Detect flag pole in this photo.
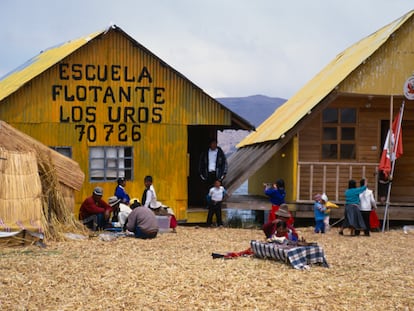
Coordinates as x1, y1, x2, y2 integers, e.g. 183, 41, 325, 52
382, 101, 405, 232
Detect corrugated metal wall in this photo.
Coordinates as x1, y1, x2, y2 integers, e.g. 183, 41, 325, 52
0, 28, 234, 220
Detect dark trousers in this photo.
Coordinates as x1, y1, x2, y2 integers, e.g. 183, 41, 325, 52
207, 171, 217, 187
207, 201, 223, 226
134, 227, 158, 239
314, 219, 325, 233
356, 211, 371, 236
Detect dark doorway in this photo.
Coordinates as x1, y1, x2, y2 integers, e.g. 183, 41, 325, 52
187, 126, 218, 207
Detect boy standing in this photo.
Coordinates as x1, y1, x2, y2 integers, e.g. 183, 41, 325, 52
206, 179, 226, 227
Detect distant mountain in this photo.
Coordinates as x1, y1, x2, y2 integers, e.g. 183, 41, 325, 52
216, 95, 286, 157
216, 94, 286, 128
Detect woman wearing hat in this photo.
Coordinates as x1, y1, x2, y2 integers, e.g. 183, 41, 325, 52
262, 204, 297, 240
108, 196, 132, 229
149, 201, 178, 233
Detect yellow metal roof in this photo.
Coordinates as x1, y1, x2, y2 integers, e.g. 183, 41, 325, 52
0, 30, 103, 102
0, 26, 253, 130
238, 10, 414, 148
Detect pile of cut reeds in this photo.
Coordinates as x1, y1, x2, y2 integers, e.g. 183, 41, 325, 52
0, 148, 44, 234
36, 150, 89, 241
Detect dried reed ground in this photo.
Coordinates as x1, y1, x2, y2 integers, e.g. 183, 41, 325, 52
0, 226, 413, 311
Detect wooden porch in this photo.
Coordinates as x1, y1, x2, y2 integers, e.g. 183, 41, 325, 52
296, 161, 380, 202
186, 194, 414, 224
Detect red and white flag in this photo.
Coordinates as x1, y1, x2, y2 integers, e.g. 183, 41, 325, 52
379, 112, 403, 178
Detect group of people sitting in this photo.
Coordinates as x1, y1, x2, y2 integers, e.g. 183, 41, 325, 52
78, 176, 177, 239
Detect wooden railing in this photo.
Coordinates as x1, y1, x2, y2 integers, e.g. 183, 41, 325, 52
296, 161, 379, 203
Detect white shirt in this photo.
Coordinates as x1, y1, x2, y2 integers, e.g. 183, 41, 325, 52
144, 185, 157, 208
208, 148, 218, 172
209, 186, 225, 202
118, 203, 132, 227
359, 189, 377, 211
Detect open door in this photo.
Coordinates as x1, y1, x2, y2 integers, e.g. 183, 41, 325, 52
187, 126, 218, 207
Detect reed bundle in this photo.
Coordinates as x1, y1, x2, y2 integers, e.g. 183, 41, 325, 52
0, 149, 44, 233
0, 121, 88, 242
36, 150, 89, 241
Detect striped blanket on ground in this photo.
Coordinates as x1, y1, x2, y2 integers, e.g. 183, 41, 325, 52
250, 240, 329, 270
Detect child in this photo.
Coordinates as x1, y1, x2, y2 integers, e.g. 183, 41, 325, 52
206, 179, 226, 227
314, 193, 327, 233
267, 220, 289, 243
324, 198, 339, 232
142, 175, 157, 208
321, 194, 329, 232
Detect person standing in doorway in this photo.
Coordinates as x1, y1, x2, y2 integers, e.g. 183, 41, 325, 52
199, 139, 228, 188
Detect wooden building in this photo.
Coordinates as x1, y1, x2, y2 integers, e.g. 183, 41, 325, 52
226, 10, 414, 219
0, 25, 252, 221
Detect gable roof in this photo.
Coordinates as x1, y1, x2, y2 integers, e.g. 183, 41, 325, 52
0, 25, 253, 130
238, 10, 414, 148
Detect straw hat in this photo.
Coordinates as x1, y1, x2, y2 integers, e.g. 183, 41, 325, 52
149, 201, 163, 209
275, 204, 291, 218
108, 196, 121, 207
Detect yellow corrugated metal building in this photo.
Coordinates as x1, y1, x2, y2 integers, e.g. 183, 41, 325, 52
0, 25, 252, 221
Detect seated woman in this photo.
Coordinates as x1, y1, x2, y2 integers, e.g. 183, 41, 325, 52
149, 201, 178, 233
262, 204, 297, 240
267, 220, 298, 244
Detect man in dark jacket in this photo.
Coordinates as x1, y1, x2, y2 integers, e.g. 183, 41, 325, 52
198, 139, 228, 188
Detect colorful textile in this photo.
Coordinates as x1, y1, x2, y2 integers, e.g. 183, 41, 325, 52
370, 209, 380, 229
250, 240, 329, 270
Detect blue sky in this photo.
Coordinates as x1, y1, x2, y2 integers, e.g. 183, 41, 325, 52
1, 0, 413, 98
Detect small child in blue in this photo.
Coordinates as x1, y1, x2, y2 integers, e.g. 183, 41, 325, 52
314, 193, 327, 233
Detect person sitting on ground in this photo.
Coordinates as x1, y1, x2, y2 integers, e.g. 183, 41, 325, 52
108, 196, 132, 230
79, 187, 113, 231
114, 177, 131, 205
149, 201, 178, 233
266, 220, 297, 244
262, 204, 298, 240
125, 199, 159, 239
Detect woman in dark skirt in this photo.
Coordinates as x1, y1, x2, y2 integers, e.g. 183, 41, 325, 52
339, 179, 367, 236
